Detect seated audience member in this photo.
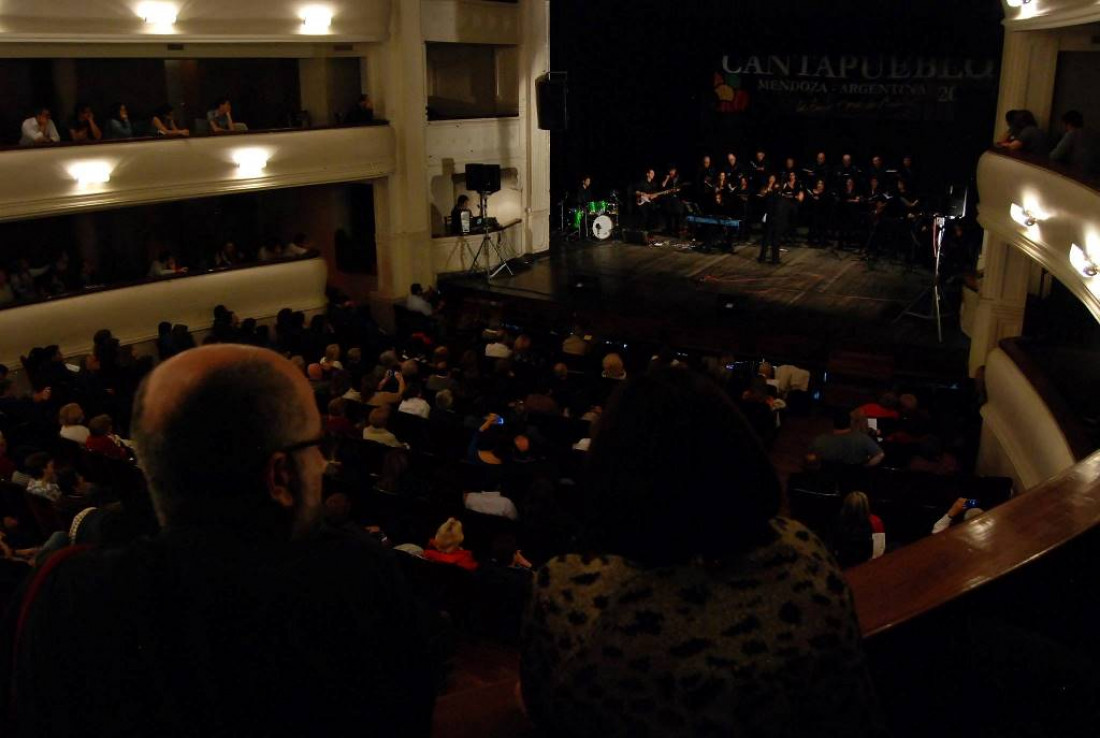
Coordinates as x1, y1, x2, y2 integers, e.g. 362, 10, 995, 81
406, 283, 434, 317
808, 408, 885, 467
521, 368, 881, 736
907, 437, 960, 476
425, 361, 455, 394
257, 236, 286, 261
858, 392, 901, 420
463, 488, 518, 521
1049, 110, 1100, 177
398, 383, 430, 419
319, 344, 343, 373
24, 452, 61, 502
422, 518, 478, 571
832, 491, 885, 568
20, 106, 61, 145
59, 402, 91, 444
431, 389, 462, 426
1, 344, 434, 735
932, 497, 985, 534
996, 109, 1049, 156
485, 332, 513, 359
345, 94, 375, 125
366, 367, 406, 407
0, 432, 15, 481
600, 352, 626, 380
213, 240, 244, 268
0, 269, 14, 305
561, 323, 591, 356
324, 398, 357, 439
286, 233, 311, 257
363, 407, 405, 448
207, 96, 246, 133
69, 103, 103, 142
524, 381, 560, 416
471, 414, 508, 466
151, 103, 189, 137
84, 414, 129, 460
148, 249, 187, 277
106, 103, 133, 139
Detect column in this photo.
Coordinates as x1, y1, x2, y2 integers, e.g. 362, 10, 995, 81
992, 30, 1060, 138
519, 0, 551, 255
968, 233, 1031, 376
370, 0, 433, 301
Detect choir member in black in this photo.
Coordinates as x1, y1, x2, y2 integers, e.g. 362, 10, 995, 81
751, 150, 770, 188
779, 171, 804, 245
758, 174, 783, 264
696, 155, 716, 200
724, 152, 743, 180
731, 175, 753, 240
806, 178, 831, 247
450, 194, 472, 235
837, 177, 866, 250
634, 168, 663, 231
897, 155, 917, 190
782, 157, 799, 183
894, 178, 927, 261
862, 176, 895, 261
835, 154, 861, 188
662, 165, 685, 235
867, 155, 889, 190
709, 172, 731, 214
805, 152, 830, 190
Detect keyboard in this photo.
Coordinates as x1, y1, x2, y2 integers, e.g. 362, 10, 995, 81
685, 214, 742, 229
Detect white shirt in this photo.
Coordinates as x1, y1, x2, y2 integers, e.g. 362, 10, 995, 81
406, 293, 433, 317
485, 342, 513, 359
398, 397, 431, 419
464, 491, 518, 520
27, 479, 61, 502
363, 426, 405, 448
60, 425, 91, 445
20, 117, 60, 145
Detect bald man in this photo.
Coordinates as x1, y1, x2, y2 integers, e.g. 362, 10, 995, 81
2, 346, 434, 737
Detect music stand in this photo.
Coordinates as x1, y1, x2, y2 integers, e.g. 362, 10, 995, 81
466, 190, 515, 280
894, 213, 955, 343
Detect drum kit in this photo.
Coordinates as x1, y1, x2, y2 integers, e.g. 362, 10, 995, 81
562, 193, 621, 241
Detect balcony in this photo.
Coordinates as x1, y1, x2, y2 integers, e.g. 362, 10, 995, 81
0, 124, 395, 222
421, 0, 520, 44
976, 149, 1100, 324
0, 1, 392, 42
1000, 0, 1100, 29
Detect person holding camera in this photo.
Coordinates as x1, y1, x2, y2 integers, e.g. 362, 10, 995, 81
932, 497, 984, 534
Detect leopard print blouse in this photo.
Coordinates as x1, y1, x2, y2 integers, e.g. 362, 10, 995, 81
521, 517, 884, 737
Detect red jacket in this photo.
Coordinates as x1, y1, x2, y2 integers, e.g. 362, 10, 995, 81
423, 543, 478, 571
85, 435, 128, 461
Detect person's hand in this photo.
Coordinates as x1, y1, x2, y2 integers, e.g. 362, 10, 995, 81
947, 497, 969, 518
33, 387, 52, 402
512, 550, 533, 569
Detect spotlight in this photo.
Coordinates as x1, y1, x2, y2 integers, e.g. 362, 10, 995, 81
233, 149, 269, 178
1010, 202, 1048, 228
136, 2, 178, 27
68, 161, 112, 187
300, 6, 333, 33
1070, 244, 1098, 278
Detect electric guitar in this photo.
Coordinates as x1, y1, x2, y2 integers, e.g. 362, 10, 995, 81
636, 184, 688, 206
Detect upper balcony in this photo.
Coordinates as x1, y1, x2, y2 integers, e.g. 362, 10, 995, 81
0, 124, 395, 222
976, 149, 1100, 324
0, 1, 392, 43
422, 0, 520, 45
1000, 0, 1100, 30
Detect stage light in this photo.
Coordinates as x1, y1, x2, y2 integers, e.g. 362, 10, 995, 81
68, 161, 112, 187
1070, 243, 1098, 279
1005, 0, 1033, 6
136, 2, 178, 27
299, 6, 333, 33
1010, 202, 1048, 228
233, 148, 269, 178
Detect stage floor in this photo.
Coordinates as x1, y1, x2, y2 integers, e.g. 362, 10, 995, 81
442, 236, 970, 370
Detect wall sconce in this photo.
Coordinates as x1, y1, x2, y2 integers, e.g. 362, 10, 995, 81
1010, 202, 1048, 228
1070, 243, 1098, 278
233, 149, 269, 178
136, 2, 178, 27
68, 161, 113, 187
300, 6, 333, 33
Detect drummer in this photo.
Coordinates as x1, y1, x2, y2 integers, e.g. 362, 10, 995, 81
577, 175, 594, 209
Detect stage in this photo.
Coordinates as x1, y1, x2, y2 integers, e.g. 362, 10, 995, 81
440, 236, 971, 376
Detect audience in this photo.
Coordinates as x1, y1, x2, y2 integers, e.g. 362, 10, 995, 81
345, 93, 375, 125
19, 106, 60, 146
463, 488, 519, 520
1049, 109, 1100, 178
363, 407, 405, 448
23, 452, 61, 502
932, 496, 985, 534
207, 96, 246, 133
398, 383, 431, 419
832, 490, 886, 568
521, 368, 881, 735
808, 408, 885, 467
58, 402, 91, 444
84, 414, 129, 460
151, 103, 190, 137
423, 517, 478, 571
106, 102, 133, 139
68, 103, 103, 142
996, 109, 1049, 156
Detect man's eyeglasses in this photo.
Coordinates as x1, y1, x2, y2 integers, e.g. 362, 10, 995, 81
278, 437, 325, 455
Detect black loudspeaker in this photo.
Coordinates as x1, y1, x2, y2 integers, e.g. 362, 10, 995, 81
466, 163, 501, 194
536, 72, 568, 131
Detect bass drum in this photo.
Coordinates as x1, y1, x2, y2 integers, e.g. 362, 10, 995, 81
591, 214, 614, 240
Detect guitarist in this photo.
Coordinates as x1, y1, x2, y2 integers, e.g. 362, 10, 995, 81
634, 168, 663, 231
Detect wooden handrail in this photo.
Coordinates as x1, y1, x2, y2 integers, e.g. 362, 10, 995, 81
848, 449, 1100, 638
987, 147, 1100, 195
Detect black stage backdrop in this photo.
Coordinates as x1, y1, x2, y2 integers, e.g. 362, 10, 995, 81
549, 0, 1004, 205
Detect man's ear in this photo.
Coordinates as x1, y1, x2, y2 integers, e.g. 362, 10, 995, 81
265, 452, 295, 509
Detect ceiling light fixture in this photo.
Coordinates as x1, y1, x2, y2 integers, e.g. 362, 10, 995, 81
300, 6, 333, 33
136, 2, 178, 27
1070, 243, 1098, 278
1010, 202, 1048, 228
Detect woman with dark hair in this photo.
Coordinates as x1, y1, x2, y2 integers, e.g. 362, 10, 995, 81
69, 103, 102, 142
832, 491, 886, 568
521, 368, 881, 737
151, 103, 190, 137
106, 103, 133, 139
